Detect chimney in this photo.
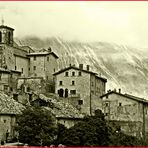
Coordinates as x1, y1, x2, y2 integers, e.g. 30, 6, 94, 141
48, 47, 52, 52
119, 88, 121, 94
86, 65, 90, 71
79, 64, 83, 70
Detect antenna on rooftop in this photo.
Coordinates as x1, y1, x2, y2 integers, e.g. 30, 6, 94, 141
1, 16, 4, 25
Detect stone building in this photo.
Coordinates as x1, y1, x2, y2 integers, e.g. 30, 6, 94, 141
101, 89, 148, 140
0, 93, 24, 143
54, 64, 107, 115
0, 23, 58, 93
27, 48, 58, 81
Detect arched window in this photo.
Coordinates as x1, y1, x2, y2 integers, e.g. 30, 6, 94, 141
8, 32, 11, 44
0, 31, 2, 42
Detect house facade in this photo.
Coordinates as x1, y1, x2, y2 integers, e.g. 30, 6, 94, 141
101, 90, 148, 139
54, 64, 107, 115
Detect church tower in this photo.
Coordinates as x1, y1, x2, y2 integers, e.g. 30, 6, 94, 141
0, 19, 14, 46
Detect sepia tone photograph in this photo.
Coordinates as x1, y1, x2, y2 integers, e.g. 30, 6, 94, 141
0, 1, 148, 146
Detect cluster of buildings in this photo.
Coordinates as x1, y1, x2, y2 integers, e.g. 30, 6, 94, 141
0, 23, 148, 143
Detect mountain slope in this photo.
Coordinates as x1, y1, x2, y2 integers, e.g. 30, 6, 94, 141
15, 36, 148, 98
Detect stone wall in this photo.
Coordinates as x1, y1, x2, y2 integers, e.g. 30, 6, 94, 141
102, 93, 144, 137
0, 115, 16, 142
15, 56, 29, 77
57, 117, 82, 129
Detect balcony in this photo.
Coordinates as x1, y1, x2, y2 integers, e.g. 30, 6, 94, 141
69, 93, 80, 98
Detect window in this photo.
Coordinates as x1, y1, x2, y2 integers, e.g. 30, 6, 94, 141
10, 87, 13, 91
72, 81, 75, 85
70, 90, 76, 95
4, 85, 8, 91
119, 103, 122, 106
78, 100, 83, 105
65, 72, 68, 77
15, 66, 17, 70
0, 73, 2, 81
27, 87, 30, 92
78, 71, 82, 76
8, 32, 11, 44
3, 120, 6, 123
105, 113, 108, 116
28, 67, 30, 71
46, 76, 48, 80
47, 57, 49, 61
106, 95, 108, 99
22, 68, 23, 73
54, 68, 55, 72
0, 31, 2, 42
34, 56, 36, 61
59, 81, 63, 85
72, 71, 75, 76
34, 73, 37, 76
105, 102, 109, 107
33, 66, 36, 71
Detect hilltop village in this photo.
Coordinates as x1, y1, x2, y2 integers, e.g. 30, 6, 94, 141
0, 23, 148, 143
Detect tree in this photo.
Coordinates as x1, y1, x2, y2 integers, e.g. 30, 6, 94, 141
16, 106, 57, 146
57, 110, 144, 146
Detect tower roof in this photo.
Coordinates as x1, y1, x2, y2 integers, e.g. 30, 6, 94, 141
0, 25, 14, 31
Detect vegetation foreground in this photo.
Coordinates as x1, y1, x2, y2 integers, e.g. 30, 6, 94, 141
16, 107, 145, 146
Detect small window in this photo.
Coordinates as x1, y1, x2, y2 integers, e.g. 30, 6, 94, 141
78, 71, 82, 76
78, 100, 83, 105
106, 95, 108, 99
59, 81, 63, 85
72, 71, 75, 76
70, 90, 76, 95
22, 68, 23, 73
34, 56, 36, 61
72, 81, 75, 85
33, 66, 36, 71
65, 72, 68, 77
105, 113, 108, 116
0, 31, 2, 42
27, 87, 30, 92
105, 102, 109, 107
3, 120, 6, 123
15, 66, 17, 70
10, 87, 13, 91
47, 57, 49, 61
119, 103, 122, 106
4, 85, 8, 91
0, 73, 2, 81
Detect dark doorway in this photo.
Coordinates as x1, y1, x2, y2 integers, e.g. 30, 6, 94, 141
0, 32, 2, 42
59, 88, 64, 97
8, 32, 11, 44
65, 88, 68, 98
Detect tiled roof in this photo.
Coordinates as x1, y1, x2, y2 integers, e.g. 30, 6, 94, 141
0, 68, 10, 73
0, 93, 25, 115
0, 25, 14, 31
27, 52, 58, 59
53, 66, 97, 75
38, 94, 84, 119
53, 66, 107, 82
101, 91, 148, 104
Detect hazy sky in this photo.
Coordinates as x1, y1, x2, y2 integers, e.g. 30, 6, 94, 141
0, 1, 148, 48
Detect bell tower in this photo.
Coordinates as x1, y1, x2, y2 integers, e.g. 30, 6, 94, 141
0, 18, 14, 46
